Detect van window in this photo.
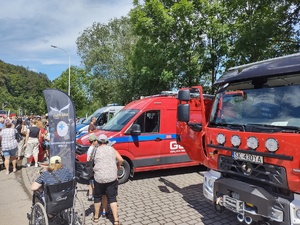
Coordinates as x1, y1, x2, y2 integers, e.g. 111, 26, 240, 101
96, 112, 108, 126
102, 109, 139, 131
134, 110, 160, 133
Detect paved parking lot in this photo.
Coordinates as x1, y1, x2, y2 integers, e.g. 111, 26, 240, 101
76, 166, 241, 225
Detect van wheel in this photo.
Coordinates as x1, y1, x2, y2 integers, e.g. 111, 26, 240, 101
118, 159, 130, 184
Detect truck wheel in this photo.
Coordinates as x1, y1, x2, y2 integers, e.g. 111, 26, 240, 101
118, 159, 130, 184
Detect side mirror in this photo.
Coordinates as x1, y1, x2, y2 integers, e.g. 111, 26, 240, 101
131, 124, 141, 136
177, 90, 190, 101
177, 104, 190, 122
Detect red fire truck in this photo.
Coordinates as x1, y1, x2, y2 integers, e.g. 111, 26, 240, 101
76, 92, 214, 184
177, 53, 300, 225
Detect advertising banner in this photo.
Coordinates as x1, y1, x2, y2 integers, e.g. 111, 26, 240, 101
43, 89, 76, 175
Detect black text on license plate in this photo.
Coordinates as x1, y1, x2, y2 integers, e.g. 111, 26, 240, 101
232, 152, 263, 164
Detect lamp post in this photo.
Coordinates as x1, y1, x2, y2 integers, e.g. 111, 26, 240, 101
51, 45, 71, 96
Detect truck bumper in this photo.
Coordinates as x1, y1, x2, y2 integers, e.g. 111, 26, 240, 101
203, 169, 300, 224
203, 170, 221, 202
213, 177, 300, 224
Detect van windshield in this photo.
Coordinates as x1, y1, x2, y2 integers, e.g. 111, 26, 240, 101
210, 84, 300, 130
82, 108, 107, 125
101, 109, 139, 131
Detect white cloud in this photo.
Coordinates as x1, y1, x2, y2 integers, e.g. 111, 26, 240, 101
0, 0, 133, 80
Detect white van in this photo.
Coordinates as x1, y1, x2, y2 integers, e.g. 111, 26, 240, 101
76, 104, 123, 139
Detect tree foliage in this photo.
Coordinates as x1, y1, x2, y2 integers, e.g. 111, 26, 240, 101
130, 0, 300, 94
76, 17, 137, 106
51, 66, 91, 116
0, 60, 51, 115
225, 0, 300, 67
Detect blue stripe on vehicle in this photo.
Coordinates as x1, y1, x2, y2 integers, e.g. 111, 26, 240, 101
109, 134, 176, 143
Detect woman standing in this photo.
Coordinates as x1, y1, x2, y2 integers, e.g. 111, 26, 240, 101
92, 134, 123, 225
24, 119, 41, 167
15, 118, 26, 160
0, 119, 18, 174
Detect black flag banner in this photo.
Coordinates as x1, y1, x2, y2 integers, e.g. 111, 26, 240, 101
43, 89, 76, 175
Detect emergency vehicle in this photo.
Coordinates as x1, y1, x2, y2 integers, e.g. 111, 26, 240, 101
76, 104, 123, 139
76, 92, 214, 184
177, 53, 300, 225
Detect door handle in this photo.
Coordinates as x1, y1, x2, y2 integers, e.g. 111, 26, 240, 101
155, 137, 162, 142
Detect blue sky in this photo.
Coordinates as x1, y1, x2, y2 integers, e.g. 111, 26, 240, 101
0, 0, 133, 81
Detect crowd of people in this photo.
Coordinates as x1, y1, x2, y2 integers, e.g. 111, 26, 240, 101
0, 114, 49, 174
0, 113, 123, 224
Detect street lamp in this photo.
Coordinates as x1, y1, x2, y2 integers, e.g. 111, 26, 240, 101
51, 45, 71, 96
2, 101, 7, 110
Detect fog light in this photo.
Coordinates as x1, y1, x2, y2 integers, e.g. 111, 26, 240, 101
296, 209, 300, 219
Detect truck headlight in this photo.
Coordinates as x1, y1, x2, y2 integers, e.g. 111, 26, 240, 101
231, 135, 241, 147
217, 133, 226, 145
265, 138, 279, 152
247, 136, 258, 150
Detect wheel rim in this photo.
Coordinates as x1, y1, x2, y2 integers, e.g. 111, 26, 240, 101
31, 202, 48, 225
118, 166, 125, 179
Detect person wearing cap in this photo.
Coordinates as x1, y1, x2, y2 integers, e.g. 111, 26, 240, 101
92, 134, 123, 224
87, 134, 109, 216
31, 155, 73, 191
86, 134, 98, 201
0, 119, 18, 175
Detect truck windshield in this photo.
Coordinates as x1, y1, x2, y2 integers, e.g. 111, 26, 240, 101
210, 84, 300, 130
101, 109, 139, 131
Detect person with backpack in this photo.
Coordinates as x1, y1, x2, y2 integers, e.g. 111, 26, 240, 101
15, 118, 26, 160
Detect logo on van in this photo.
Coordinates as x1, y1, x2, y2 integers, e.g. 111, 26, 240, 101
170, 141, 185, 153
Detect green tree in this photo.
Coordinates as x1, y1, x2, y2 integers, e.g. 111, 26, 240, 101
130, 0, 300, 93
76, 17, 137, 105
51, 66, 90, 116
224, 0, 300, 67
130, 0, 230, 94
0, 60, 51, 115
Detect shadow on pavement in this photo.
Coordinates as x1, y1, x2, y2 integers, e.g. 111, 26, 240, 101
157, 175, 240, 225
130, 165, 206, 182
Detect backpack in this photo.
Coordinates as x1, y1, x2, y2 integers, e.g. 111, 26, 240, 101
15, 126, 23, 142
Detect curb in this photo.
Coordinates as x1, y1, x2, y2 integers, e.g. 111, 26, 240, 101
21, 158, 48, 198
21, 157, 33, 198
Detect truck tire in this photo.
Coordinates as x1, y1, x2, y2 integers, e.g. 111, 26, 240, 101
118, 159, 130, 184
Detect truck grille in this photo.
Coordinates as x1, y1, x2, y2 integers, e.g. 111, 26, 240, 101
218, 155, 288, 189
76, 144, 89, 155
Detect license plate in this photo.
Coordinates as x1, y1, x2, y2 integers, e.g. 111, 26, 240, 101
232, 152, 263, 164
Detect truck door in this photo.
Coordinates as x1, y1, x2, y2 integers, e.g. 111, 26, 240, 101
129, 110, 162, 168
177, 86, 211, 166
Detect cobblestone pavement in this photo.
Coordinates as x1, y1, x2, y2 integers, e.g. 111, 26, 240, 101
23, 163, 241, 225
